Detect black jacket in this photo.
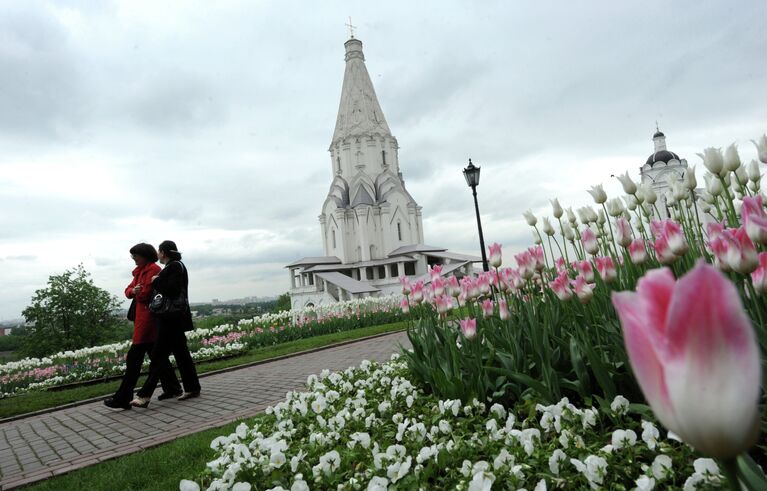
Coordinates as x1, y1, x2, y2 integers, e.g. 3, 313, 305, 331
152, 260, 193, 331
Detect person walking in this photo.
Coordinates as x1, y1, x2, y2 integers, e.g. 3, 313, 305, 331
104, 243, 181, 410
131, 240, 201, 407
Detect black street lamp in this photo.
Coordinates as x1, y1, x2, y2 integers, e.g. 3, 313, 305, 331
463, 159, 489, 272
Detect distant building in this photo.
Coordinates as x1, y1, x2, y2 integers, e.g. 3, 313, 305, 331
639, 127, 697, 218
286, 36, 480, 309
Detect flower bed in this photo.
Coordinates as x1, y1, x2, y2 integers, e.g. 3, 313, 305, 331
181, 356, 721, 490
0, 296, 403, 398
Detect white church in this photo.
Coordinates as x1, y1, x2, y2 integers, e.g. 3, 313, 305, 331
286, 36, 481, 309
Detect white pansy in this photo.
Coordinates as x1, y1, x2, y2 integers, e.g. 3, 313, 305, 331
366, 476, 389, 491
548, 449, 567, 475
179, 480, 201, 491
651, 455, 672, 480
634, 475, 655, 491
534, 479, 547, 491
641, 421, 659, 450
611, 429, 637, 449
610, 395, 630, 415
468, 470, 495, 491
386, 456, 412, 483
692, 458, 719, 476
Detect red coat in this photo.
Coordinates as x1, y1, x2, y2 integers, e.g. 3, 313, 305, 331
125, 262, 162, 344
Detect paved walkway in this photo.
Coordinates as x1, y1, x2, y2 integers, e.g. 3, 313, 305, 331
0, 331, 410, 490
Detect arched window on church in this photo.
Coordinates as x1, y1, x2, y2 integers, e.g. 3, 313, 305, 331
381, 150, 386, 167
332, 229, 336, 249
397, 222, 402, 241
336, 157, 341, 174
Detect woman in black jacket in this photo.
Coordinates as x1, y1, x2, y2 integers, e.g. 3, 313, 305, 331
131, 240, 201, 407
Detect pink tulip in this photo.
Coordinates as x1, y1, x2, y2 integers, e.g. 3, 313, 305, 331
488, 242, 503, 268
707, 222, 725, 241
581, 227, 599, 255
612, 262, 761, 458
529, 246, 545, 271
741, 196, 767, 245
571, 276, 594, 304
652, 235, 677, 265
447, 276, 461, 297
595, 256, 617, 283
459, 318, 477, 340
432, 276, 446, 297
481, 299, 494, 318
555, 257, 566, 273
615, 217, 633, 248
575, 259, 594, 282
399, 297, 410, 314
515, 251, 535, 279
550, 271, 573, 301
628, 238, 648, 265
723, 227, 759, 274
410, 280, 425, 303
477, 273, 492, 295
429, 264, 443, 282
751, 252, 767, 294
498, 298, 509, 320
663, 220, 689, 256
435, 295, 453, 316
708, 236, 731, 272
399, 276, 411, 295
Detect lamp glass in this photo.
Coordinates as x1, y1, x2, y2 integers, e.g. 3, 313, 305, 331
463, 163, 480, 188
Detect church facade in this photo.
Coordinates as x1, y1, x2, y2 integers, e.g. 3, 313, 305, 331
287, 37, 480, 309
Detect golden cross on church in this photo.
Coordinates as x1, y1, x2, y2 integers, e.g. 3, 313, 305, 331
345, 17, 357, 38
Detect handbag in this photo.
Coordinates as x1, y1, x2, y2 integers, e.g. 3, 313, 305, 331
149, 262, 190, 318
127, 299, 136, 321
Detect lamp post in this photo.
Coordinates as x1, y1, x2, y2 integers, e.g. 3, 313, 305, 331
463, 159, 489, 272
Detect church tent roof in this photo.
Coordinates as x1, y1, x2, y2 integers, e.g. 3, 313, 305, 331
388, 244, 447, 256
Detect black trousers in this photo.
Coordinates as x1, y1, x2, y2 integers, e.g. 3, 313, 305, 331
112, 343, 181, 403
137, 320, 200, 397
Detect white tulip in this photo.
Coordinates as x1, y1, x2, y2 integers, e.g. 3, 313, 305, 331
723, 143, 741, 172
566, 207, 577, 224
542, 217, 555, 236
684, 166, 697, 190
532, 229, 542, 245
704, 174, 723, 196
752, 134, 767, 164
640, 183, 657, 204
735, 165, 748, 186
606, 198, 624, 217
550, 198, 563, 219
697, 147, 724, 175
523, 210, 537, 226
562, 223, 575, 241
597, 209, 606, 225
616, 172, 637, 195
747, 159, 761, 182
588, 184, 608, 204
623, 195, 637, 211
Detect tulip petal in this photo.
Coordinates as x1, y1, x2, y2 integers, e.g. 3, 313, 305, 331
664, 261, 761, 457
635, 268, 676, 340
612, 289, 676, 430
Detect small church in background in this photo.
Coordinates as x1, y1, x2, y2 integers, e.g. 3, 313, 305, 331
286, 35, 481, 309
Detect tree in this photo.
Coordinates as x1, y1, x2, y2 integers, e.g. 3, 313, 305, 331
21, 265, 122, 357
273, 292, 291, 313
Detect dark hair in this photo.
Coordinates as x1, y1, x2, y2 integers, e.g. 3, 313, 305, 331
158, 240, 182, 261
129, 243, 159, 262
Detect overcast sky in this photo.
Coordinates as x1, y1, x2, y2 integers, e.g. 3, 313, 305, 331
1, 0, 765, 320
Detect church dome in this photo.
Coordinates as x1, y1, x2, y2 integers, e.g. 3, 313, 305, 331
646, 149, 680, 166
653, 130, 665, 138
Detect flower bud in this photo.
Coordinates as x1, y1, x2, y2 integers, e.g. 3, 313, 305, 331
542, 217, 555, 236
735, 165, 748, 186
523, 210, 537, 226
723, 143, 741, 172
550, 198, 563, 219
606, 198, 625, 217
597, 210, 606, 226
684, 166, 697, 190
640, 183, 657, 205
751, 134, 767, 164
566, 207, 577, 225
704, 174, 723, 197
747, 159, 761, 183
623, 195, 637, 211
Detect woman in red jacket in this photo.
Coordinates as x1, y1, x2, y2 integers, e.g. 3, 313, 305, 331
104, 243, 181, 409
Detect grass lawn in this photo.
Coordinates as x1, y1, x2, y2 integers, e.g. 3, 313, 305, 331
21, 418, 251, 491
1, 321, 406, 420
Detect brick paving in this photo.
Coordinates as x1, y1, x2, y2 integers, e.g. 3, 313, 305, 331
0, 331, 409, 490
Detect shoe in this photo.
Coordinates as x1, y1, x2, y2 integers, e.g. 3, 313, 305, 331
103, 397, 131, 410
177, 391, 200, 401
130, 396, 151, 408
157, 390, 183, 401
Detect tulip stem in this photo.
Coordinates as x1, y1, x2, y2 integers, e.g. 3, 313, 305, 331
721, 458, 742, 491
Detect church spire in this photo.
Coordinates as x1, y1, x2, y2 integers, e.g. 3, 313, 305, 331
330, 37, 392, 146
